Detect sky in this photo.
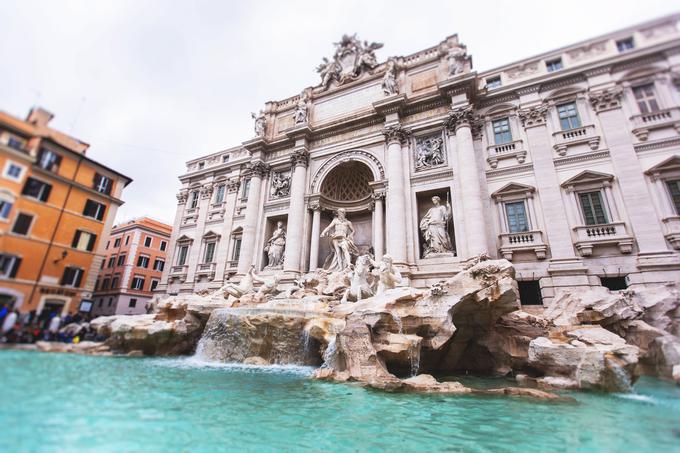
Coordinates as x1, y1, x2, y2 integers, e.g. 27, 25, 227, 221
1, 0, 677, 225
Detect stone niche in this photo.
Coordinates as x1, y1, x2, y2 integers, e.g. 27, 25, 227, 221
317, 210, 373, 268
261, 214, 288, 271
416, 188, 456, 259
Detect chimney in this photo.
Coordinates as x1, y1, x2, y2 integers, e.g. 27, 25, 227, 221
26, 107, 54, 127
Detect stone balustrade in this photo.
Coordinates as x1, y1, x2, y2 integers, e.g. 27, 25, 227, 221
195, 262, 216, 280
630, 107, 680, 141
662, 216, 680, 249
552, 124, 600, 156
573, 221, 634, 256
486, 140, 527, 168
498, 230, 548, 260
169, 265, 189, 282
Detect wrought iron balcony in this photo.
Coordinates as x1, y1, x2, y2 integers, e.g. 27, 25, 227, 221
499, 230, 548, 261
630, 107, 680, 141
552, 124, 600, 156
573, 221, 634, 256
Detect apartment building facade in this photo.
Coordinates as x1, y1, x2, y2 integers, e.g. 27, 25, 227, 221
159, 15, 680, 306
0, 107, 132, 317
91, 217, 171, 316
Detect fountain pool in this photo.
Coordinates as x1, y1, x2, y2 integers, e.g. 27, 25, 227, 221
1, 350, 679, 452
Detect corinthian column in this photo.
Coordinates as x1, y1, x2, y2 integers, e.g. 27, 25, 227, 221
446, 106, 488, 257
383, 125, 410, 263
283, 149, 310, 274
237, 161, 269, 274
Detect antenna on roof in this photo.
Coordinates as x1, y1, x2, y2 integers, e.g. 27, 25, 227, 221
69, 97, 86, 134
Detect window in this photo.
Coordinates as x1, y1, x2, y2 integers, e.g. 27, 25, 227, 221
198, 162, 205, 170
72, 230, 97, 252
150, 279, 159, 291
83, 199, 106, 221
98, 299, 103, 308
232, 238, 242, 261
214, 184, 226, 204
486, 76, 501, 89
12, 213, 33, 236
667, 180, 680, 214
153, 258, 165, 272
114, 238, 121, 248
108, 298, 113, 307
546, 58, 563, 72
100, 260, 105, 270
505, 202, 529, 233
129, 298, 137, 308
107, 257, 115, 268
144, 236, 152, 247
131, 276, 145, 290
189, 191, 199, 209
61, 267, 84, 287
137, 255, 150, 268
106, 241, 110, 250
492, 118, 512, 144
204, 242, 216, 263
117, 254, 126, 266
22, 177, 52, 202
101, 278, 110, 290
0, 200, 13, 220
111, 276, 119, 289
241, 179, 251, 199
37, 148, 62, 172
616, 37, 634, 52
3, 161, 24, 181
632, 84, 660, 114
222, 155, 230, 163
600, 276, 628, 291
557, 102, 581, 130
125, 235, 130, 245
0, 254, 21, 278
160, 240, 167, 251
579, 191, 608, 225
518, 281, 543, 305
7, 136, 24, 151
93, 173, 112, 195
177, 245, 189, 266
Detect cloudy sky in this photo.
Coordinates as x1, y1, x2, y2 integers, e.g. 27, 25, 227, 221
1, 1, 677, 224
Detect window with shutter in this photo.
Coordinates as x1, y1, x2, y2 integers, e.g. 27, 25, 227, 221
0, 254, 21, 278
83, 200, 106, 221
579, 191, 608, 225
12, 213, 33, 236
204, 242, 216, 263
177, 246, 189, 266
557, 102, 581, 130
22, 178, 52, 202
666, 180, 680, 215
633, 84, 660, 114
492, 118, 512, 144
505, 202, 529, 233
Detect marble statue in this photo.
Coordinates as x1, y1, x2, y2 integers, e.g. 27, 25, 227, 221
264, 221, 286, 269
317, 57, 342, 89
382, 59, 398, 96
294, 92, 309, 124
317, 34, 384, 89
270, 172, 290, 198
374, 254, 402, 295
251, 110, 265, 137
216, 265, 257, 299
256, 274, 280, 297
420, 196, 453, 257
341, 254, 375, 303
415, 136, 445, 169
320, 208, 359, 272
446, 45, 468, 77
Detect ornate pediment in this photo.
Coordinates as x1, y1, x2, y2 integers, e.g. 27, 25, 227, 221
561, 170, 614, 189
176, 234, 194, 245
645, 155, 680, 177
316, 34, 383, 90
202, 230, 220, 240
491, 182, 536, 200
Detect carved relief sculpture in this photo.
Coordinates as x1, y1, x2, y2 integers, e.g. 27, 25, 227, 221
270, 171, 291, 198
320, 208, 359, 272
446, 45, 469, 77
251, 110, 266, 137
414, 135, 445, 169
316, 34, 383, 90
264, 221, 286, 270
294, 91, 310, 124
420, 196, 453, 257
382, 58, 399, 96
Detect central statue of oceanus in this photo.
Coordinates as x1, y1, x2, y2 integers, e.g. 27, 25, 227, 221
320, 208, 359, 272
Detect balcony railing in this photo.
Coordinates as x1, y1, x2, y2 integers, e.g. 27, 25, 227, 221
195, 262, 217, 280
552, 124, 600, 156
662, 216, 680, 250
169, 265, 188, 282
573, 221, 634, 256
630, 107, 680, 141
486, 140, 527, 168
499, 230, 548, 260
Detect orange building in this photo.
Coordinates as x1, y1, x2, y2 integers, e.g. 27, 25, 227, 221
0, 107, 132, 318
91, 217, 171, 316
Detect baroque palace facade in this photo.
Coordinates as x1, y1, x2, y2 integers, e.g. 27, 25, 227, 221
160, 14, 680, 305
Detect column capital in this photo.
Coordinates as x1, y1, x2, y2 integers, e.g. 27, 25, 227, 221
518, 104, 549, 128
382, 124, 411, 145
200, 183, 214, 199
290, 148, 310, 168
445, 105, 474, 133
588, 87, 623, 113
226, 178, 240, 193
245, 160, 270, 178
176, 190, 188, 204
372, 191, 386, 201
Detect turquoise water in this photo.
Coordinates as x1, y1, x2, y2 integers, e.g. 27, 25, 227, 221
1, 351, 680, 452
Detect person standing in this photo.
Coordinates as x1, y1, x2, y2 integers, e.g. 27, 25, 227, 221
48, 314, 61, 341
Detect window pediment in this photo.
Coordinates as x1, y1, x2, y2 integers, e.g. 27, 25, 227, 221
491, 182, 536, 201
202, 230, 220, 241
176, 234, 194, 245
645, 155, 680, 179
562, 170, 614, 190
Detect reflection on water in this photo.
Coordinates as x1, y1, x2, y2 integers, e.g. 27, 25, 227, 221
1, 351, 679, 452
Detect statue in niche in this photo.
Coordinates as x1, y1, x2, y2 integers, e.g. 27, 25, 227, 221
420, 196, 453, 257
264, 221, 286, 269
446, 45, 468, 77
415, 136, 444, 169
251, 110, 266, 137
382, 58, 398, 96
340, 254, 375, 303
320, 208, 359, 272
294, 92, 309, 124
374, 254, 403, 295
270, 172, 290, 198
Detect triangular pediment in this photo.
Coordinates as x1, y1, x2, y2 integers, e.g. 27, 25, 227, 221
645, 155, 680, 175
491, 182, 535, 199
176, 234, 194, 244
561, 170, 614, 187
203, 230, 220, 240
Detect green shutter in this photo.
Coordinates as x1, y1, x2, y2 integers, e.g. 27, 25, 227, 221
667, 181, 680, 215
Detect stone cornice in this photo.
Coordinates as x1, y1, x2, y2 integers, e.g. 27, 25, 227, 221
372, 93, 408, 116
553, 149, 611, 167
635, 136, 680, 153
485, 163, 534, 179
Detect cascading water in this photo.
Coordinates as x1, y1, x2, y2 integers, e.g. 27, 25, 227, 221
409, 343, 420, 377
321, 337, 337, 369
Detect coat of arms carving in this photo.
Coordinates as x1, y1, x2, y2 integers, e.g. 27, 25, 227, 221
316, 34, 383, 90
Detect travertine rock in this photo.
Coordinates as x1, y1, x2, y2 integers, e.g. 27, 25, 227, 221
544, 287, 642, 328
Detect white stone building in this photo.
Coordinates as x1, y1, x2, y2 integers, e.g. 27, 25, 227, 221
159, 14, 680, 305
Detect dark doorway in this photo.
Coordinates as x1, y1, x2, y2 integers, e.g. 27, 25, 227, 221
518, 280, 542, 305
600, 276, 628, 291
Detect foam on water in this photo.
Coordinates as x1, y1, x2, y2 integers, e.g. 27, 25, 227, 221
155, 356, 316, 376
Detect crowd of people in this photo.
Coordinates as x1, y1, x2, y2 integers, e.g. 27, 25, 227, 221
0, 306, 104, 344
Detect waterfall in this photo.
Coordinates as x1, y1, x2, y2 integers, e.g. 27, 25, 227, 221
321, 337, 337, 368
301, 330, 312, 361
390, 311, 403, 334
409, 343, 420, 377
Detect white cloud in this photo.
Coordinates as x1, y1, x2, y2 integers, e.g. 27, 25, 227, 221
0, 0, 676, 224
